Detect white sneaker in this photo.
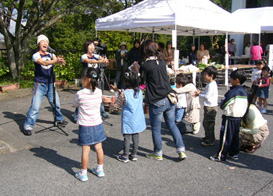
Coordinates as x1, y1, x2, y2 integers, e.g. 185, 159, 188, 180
192, 122, 200, 134
261, 108, 267, 114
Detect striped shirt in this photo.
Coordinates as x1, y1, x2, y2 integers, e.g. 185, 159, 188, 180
73, 88, 102, 126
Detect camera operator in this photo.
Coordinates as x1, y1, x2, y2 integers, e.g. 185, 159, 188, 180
94, 37, 108, 91
93, 38, 110, 120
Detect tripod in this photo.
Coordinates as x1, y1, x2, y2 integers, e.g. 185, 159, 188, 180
99, 66, 113, 126
36, 65, 69, 136
99, 66, 111, 91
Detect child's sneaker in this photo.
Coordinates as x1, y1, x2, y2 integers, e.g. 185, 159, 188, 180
117, 155, 129, 163
201, 140, 215, 146
210, 155, 222, 162
129, 154, 138, 161
178, 152, 187, 161
228, 154, 238, 160
146, 152, 163, 160
91, 168, 105, 178
75, 171, 88, 182
200, 137, 206, 142
261, 108, 267, 114
192, 122, 200, 134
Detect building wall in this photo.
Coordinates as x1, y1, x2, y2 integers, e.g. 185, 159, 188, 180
231, 0, 273, 56
231, 0, 246, 56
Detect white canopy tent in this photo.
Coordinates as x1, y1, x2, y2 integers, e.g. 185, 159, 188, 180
231, 7, 273, 33
96, 0, 259, 36
96, 0, 260, 87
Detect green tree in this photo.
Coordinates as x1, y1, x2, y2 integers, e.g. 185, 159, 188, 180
0, 0, 117, 79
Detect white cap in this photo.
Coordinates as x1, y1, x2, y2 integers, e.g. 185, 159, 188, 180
37, 34, 49, 45
120, 42, 127, 47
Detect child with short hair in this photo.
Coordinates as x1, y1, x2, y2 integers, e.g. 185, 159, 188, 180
257, 66, 271, 114
110, 71, 146, 163
174, 76, 187, 124
73, 67, 106, 181
210, 69, 248, 162
174, 73, 201, 134
195, 66, 218, 146
251, 60, 264, 103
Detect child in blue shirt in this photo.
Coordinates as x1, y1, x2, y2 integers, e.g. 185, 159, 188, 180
110, 71, 146, 162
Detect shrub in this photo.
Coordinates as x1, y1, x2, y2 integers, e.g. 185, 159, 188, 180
0, 57, 9, 77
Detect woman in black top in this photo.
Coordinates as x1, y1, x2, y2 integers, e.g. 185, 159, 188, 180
188, 44, 198, 65
140, 40, 187, 161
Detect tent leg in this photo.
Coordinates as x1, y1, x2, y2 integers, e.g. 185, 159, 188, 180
225, 32, 229, 90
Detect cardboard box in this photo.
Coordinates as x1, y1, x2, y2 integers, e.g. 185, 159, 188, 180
108, 58, 115, 70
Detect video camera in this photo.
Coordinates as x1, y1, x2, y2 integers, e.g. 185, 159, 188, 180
95, 44, 107, 69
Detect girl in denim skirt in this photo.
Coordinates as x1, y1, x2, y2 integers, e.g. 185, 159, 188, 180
73, 67, 106, 181
257, 66, 270, 114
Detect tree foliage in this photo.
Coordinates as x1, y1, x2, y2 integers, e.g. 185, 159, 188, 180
0, 0, 231, 80
0, 0, 123, 79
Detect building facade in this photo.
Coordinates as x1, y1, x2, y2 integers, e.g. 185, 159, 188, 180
231, 0, 273, 56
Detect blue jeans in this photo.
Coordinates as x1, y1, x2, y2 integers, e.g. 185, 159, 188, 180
149, 97, 185, 156
175, 107, 185, 122
24, 82, 63, 130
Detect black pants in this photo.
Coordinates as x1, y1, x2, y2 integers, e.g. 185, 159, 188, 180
123, 133, 139, 156
216, 115, 241, 161
203, 106, 217, 143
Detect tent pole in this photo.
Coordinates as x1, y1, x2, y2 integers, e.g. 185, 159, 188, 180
174, 25, 177, 85
152, 27, 155, 41
225, 32, 229, 90
258, 32, 261, 59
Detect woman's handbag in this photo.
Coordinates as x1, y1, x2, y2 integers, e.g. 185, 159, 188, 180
167, 92, 178, 104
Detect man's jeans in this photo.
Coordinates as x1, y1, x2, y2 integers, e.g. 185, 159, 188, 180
24, 82, 63, 130
149, 97, 185, 156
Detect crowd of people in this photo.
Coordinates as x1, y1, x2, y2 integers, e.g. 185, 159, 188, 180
22, 35, 270, 182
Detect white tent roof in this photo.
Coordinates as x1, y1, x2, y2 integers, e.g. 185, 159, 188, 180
96, 0, 259, 36
231, 7, 273, 33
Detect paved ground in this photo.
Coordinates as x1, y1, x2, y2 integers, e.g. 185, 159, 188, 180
0, 82, 272, 196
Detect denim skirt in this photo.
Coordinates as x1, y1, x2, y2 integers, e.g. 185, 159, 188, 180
78, 123, 106, 146
257, 87, 269, 98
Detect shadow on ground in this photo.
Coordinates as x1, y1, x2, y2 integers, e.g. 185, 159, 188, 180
30, 146, 81, 176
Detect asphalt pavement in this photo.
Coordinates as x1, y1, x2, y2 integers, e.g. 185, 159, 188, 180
0, 82, 272, 196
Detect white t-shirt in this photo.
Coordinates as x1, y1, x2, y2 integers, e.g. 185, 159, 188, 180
199, 80, 218, 107
120, 50, 126, 66
81, 53, 101, 68
244, 46, 251, 58
251, 68, 262, 83
73, 88, 102, 126
176, 93, 187, 108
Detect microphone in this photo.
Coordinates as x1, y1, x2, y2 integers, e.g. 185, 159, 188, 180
48, 46, 56, 53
